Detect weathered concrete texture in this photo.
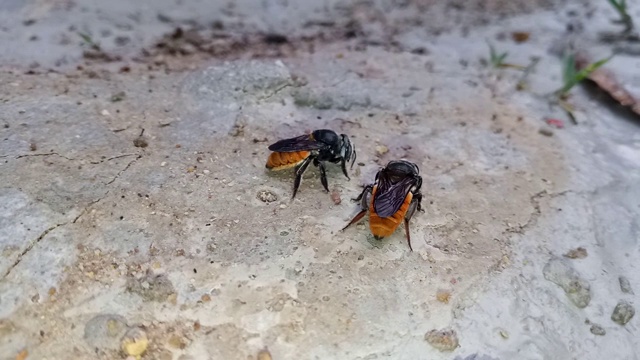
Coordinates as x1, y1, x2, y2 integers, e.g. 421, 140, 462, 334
1, 0, 640, 359
0, 0, 565, 70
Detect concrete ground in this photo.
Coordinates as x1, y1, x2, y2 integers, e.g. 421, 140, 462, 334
1, 0, 639, 359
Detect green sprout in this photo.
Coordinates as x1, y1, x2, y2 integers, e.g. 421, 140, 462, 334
608, 0, 634, 33
551, 52, 613, 124
488, 42, 508, 68
78, 32, 101, 51
487, 42, 526, 70
554, 52, 612, 98
516, 57, 540, 91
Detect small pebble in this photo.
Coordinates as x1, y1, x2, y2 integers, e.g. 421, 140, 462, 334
84, 314, 128, 351
543, 257, 591, 308
257, 348, 273, 360
619, 276, 634, 294
168, 334, 186, 349
257, 190, 278, 203
375, 145, 389, 156
330, 190, 341, 205
160, 162, 167, 167
424, 328, 459, 352
121, 327, 148, 358
539, 128, 553, 137
436, 289, 451, 304
590, 324, 606, 336
611, 300, 635, 325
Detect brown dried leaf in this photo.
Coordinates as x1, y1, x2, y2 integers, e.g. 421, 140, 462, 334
511, 32, 530, 43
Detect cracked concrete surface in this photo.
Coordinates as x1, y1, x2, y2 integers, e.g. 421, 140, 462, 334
1, 0, 640, 359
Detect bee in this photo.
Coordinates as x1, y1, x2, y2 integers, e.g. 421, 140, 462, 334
341, 160, 423, 251
266, 129, 356, 199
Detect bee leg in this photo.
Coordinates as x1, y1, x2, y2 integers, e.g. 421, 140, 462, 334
403, 219, 414, 252
314, 159, 330, 192
403, 196, 421, 252
414, 193, 425, 213
292, 157, 313, 199
340, 158, 351, 180
352, 184, 372, 202
341, 210, 367, 232
351, 148, 357, 170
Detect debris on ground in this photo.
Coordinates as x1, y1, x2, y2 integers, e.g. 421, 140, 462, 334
436, 289, 452, 304
133, 129, 148, 148
590, 324, 606, 336
545, 118, 565, 129
257, 190, 278, 203
15, 350, 28, 360
543, 257, 591, 308
83, 314, 130, 351
330, 189, 342, 205
257, 348, 273, 360
563, 247, 587, 259
229, 114, 248, 137
121, 327, 149, 358
168, 334, 187, 349
424, 328, 459, 352
111, 91, 126, 102
375, 145, 389, 156
125, 271, 176, 302
538, 128, 554, 137
619, 276, 634, 294
511, 32, 530, 43
611, 301, 635, 325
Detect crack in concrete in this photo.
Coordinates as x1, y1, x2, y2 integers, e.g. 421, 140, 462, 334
2, 223, 64, 280
105, 155, 142, 185
10, 152, 139, 164
72, 192, 110, 224
90, 153, 139, 165
1, 154, 139, 281
1, 192, 110, 281
507, 189, 576, 233
15, 152, 74, 160
258, 82, 295, 101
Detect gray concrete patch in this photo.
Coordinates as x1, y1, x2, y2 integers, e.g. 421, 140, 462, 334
1, 0, 639, 359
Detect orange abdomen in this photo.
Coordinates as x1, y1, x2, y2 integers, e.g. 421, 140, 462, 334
266, 151, 310, 170
369, 186, 413, 238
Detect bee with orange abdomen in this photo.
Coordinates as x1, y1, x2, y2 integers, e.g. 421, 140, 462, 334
342, 160, 423, 251
266, 129, 356, 199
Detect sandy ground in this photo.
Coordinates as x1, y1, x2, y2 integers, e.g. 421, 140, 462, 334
1, 0, 639, 359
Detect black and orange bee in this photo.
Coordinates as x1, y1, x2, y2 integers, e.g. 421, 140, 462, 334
342, 160, 423, 251
266, 129, 356, 199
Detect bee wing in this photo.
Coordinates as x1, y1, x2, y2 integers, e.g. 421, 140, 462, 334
373, 177, 415, 218
268, 134, 326, 152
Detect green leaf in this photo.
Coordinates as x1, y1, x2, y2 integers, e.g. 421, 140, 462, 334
562, 53, 576, 85
555, 54, 613, 96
